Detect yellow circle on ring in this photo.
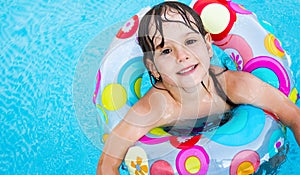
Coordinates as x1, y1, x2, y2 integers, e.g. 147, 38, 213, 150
264, 33, 285, 58
134, 77, 142, 99
200, 3, 230, 34
102, 83, 127, 111
185, 156, 201, 174
237, 161, 255, 175
289, 87, 298, 104
102, 133, 109, 143
149, 127, 171, 136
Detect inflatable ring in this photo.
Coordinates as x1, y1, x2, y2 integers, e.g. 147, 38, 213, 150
93, 0, 298, 174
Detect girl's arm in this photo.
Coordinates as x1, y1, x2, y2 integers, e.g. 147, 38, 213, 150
226, 71, 300, 146
97, 118, 152, 175
97, 90, 176, 174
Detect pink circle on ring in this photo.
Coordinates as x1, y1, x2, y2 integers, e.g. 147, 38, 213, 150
176, 145, 209, 175
274, 39, 284, 53
116, 15, 139, 39
93, 69, 101, 104
150, 160, 174, 175
139, 135, 170, 145
214, 34, 253, 66
229, 2, 252, 14
243, 56, 290, 96
230, 150, 260, 175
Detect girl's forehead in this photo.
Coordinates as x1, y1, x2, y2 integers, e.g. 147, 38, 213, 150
150, 23, 199, 48
148, 14, 197, 39
163, 9, 185, 21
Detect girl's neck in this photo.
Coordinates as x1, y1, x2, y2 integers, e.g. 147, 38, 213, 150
161, 72, 212, 104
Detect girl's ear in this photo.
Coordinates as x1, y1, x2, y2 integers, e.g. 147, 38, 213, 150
204, 33, 213, 58
145, 59, 160, 79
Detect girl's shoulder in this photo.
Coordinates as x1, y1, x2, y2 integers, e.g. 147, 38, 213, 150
209, 65, 251, 82
222, 69, 254, 85
221, 69, 261, 104
131, 87, 179, 125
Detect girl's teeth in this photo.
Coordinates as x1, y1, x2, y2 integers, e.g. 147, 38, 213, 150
179, 66, 195, 74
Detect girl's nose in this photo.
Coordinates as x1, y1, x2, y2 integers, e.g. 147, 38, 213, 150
176, 47, 190, 63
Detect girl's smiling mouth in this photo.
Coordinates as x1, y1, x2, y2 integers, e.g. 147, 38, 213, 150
177, 64, 198, 75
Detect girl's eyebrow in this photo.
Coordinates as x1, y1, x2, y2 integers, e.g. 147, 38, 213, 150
185, 31, 198, 36
155, 45, 162, 49
154, 38, 163, 49
154, 31, 198, 49
153, 36, 168, 50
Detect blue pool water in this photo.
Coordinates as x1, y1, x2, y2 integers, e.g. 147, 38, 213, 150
1, 0, 299, 174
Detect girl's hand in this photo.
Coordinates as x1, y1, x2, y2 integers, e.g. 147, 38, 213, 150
97, 152, 121, 175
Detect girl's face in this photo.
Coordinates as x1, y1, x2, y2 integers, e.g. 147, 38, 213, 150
146, 12, 213, 89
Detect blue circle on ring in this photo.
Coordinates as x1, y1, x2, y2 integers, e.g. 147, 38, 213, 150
252, 68, 279, 88
243, 56, 290, 96
205, 105, 265, 146
118, 56, 146, 106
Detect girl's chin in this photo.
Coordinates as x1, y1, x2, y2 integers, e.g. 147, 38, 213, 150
161, 75, 203, 89
179, 79, 203, 90
181, 85, 202, 93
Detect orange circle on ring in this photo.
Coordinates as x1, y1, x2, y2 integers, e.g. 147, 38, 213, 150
237, 161, 255, 175
230, 150, 260, 175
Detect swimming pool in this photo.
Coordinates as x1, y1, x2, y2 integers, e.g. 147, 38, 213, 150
1, 0, 299, 174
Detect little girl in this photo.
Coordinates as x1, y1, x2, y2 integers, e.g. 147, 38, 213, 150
97, 1, 300, 174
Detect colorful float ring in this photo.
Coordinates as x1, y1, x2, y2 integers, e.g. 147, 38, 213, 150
93, 0, 298, 174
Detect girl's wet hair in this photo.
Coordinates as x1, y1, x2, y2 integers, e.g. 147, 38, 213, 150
137, 1, 207, 64
137, 1, 236, 108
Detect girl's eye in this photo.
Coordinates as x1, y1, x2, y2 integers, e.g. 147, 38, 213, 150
161, 48, 172, 55
186, 39, 197, 45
